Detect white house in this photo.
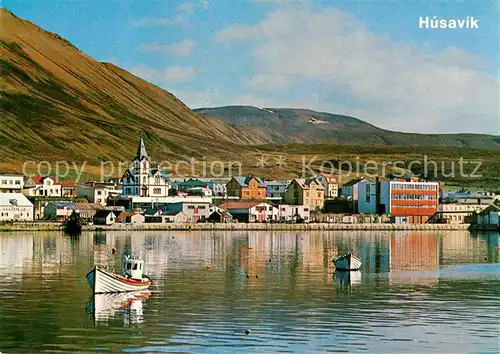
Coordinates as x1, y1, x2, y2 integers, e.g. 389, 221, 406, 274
0, 193, 34, 221
313, 173, 339, 199
93, 210, 117, 225
76, 182, 122, 206
121, 133, 170, 198
0, 174, 24, 193
219, 201, 278, 222
276, 205, 310, 222
24, 176, 61, 197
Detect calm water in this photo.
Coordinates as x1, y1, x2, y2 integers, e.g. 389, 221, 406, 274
0, 230, 499, 353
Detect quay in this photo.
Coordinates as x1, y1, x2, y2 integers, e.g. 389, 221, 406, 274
0, 222, 474, 232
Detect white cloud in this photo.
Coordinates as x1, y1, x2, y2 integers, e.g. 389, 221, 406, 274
130, 66, 196, 84
138, 39, 195, 57
215, 6, 499, 134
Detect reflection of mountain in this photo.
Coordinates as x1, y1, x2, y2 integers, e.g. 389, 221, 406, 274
86, 291, 151, 325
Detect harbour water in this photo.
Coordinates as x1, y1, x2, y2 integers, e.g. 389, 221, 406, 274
0, 230, 498, 353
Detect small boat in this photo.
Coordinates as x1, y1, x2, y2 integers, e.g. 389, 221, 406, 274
332, 253, 362, 271
63, 210, 82, 235
86, 255, 152, 293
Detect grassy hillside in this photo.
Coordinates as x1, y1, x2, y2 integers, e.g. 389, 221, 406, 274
195, 106, 500, 148
0, 9, 265, 165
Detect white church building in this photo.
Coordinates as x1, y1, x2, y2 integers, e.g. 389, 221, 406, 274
121, 133, 170, 197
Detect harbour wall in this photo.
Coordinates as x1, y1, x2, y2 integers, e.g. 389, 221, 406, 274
0, 222, 476, 232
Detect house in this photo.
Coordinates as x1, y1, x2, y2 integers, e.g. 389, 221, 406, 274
358, 178, 440, 224
199, 178, 230, 196
24, 175, 62, 197
93, 210, 117, 225
340, 178, 368, 201
116, 211, 145, 224
0, 174, 24, 193
265, 180, 288, 201
0, 193, 34, 221
478, 203, 500, 226
162, 211, 189, 223
283, 178, 325, 208
219, 201, 277, 222
43, 201, 76, 220
207, 208, 233, 223
313, 173, 339, 199
161, 201, 212, 222
176, 179, 210, 193
76, 181, 122, 206
186, 186, 213, 197
276, 205, 310, 222
74, 203, 104, 220
226, 176, 266, 200
60, 181, 77, 197
121, 133, 171, 197
437, 203, 487, 224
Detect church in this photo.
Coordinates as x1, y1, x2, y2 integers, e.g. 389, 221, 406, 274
121, 133, 170, 197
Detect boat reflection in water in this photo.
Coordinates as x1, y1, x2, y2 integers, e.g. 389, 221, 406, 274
86, 291, 151, 325
334, 270, 361, 287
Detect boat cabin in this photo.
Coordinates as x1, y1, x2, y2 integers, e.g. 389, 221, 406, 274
122, 255, 144, 280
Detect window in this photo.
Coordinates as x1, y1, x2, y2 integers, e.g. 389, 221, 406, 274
127, 263, 132, 270
317, 192, 320, 198
97, 191, 102, 195
1, 180, 6, 184
133, 263, 138, 270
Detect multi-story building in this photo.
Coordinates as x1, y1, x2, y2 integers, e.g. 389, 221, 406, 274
358, 178, 439, 223
265, 180, 288, 201
312, 173, 339, 199
0, 174, 24, 193
437, 203, 486, 224
340, 178, 368, 200
283, 178, 325, 208
121, 133, 170, 197
0, 193, 34, 221
226, 176, 266, 200
24, 175, 62, 197
76, 182, 122, 206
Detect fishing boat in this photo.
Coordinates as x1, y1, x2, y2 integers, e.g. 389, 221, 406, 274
332, 253, 362, 271
63, 210, 82, 235
86, 255, 152, 293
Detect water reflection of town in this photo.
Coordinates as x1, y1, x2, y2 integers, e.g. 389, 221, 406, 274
1, 230, 497, 285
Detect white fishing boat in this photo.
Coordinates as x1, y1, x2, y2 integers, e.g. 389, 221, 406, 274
332, 253, 362, 271
86, 255, 152, 293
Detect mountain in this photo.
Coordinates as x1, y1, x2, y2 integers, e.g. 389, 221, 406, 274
0, 9, 266, 166
194, 106, 500, 148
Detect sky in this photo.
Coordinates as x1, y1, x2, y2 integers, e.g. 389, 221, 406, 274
3, 0, 500, 134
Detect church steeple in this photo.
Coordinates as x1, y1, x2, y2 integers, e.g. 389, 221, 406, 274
135, 131, 149, 161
